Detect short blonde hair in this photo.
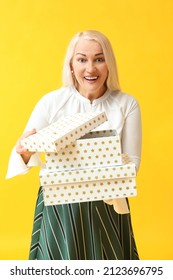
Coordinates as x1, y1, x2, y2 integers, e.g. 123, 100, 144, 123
62, 30, 121, 91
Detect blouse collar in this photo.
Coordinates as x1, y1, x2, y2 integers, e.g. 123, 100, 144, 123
72, 86, 111, 105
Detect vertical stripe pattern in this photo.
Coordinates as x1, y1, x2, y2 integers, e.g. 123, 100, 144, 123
29, 187, 139, 260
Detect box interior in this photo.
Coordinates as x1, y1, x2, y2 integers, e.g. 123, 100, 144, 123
80, 129, 117, 140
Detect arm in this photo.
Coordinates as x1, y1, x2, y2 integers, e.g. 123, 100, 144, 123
121, 97, 142, 172
105, 95, 142, 214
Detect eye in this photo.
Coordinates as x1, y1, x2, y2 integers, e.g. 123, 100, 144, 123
78, 58, 87, 63
95, 57, 105, 62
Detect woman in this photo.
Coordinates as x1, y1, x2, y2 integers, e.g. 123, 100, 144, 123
6, 30, 142, 260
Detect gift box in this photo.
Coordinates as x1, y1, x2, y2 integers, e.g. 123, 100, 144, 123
40, 163, 137, 205
21, 111, 107, 152
21, 111, 137, 206
45, 130, 122, 171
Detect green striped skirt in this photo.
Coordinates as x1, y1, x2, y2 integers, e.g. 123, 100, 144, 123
29, 187, 139, 260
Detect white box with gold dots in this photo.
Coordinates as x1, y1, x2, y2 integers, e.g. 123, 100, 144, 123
21, 111, 107, 152
21, 111, 137, 205
45, 130, 122, 172
40, 163, 136, 205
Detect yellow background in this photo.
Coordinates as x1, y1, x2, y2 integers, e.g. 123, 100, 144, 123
0, 0, 173, 260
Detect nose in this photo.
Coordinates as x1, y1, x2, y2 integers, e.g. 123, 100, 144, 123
86, 61, 96, 73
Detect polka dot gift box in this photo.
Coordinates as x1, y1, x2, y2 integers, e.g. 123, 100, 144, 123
21, 111, 137, 205
45, 129, 122, 172
40, 163, 136, 205
21, 112, 107, 152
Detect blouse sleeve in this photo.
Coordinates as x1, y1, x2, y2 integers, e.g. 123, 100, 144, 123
104, 93, 142, 214
121, 97, 142, 172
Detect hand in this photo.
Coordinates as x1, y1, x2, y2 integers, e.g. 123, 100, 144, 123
16, 128, 37, 164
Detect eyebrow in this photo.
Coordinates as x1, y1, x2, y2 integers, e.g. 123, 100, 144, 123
76, 52, 104, 56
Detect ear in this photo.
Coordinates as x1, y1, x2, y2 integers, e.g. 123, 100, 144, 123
70, 64, 74, 73
70, 62, 73, 71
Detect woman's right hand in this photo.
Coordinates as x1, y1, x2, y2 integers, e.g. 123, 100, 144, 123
16, 128, 37, 164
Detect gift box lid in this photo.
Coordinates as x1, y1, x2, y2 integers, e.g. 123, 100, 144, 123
21, 111, 107, 152
39, 163, 136, 186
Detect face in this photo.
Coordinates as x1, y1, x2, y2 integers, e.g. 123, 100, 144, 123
71, 38, 108, 101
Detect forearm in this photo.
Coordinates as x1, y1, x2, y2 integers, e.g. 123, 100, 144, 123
121, 100, 142, 172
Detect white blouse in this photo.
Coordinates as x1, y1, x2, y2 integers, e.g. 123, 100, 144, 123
6, 86, 142, 179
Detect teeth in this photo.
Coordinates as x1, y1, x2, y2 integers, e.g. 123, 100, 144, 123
85, 76, 98, 80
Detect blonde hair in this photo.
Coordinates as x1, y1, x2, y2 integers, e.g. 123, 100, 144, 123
62, 30, 121, 91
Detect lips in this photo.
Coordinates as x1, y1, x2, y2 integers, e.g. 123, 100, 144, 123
84, 76, 98, 81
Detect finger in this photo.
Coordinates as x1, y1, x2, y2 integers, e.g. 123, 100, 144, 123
22, 129, 37, 139
16, 147, 29, 154
30, 128, 37, 134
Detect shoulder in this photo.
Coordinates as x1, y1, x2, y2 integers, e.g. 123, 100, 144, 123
34, 86, 75, 113
39, 86, 74, 104
113, 90, 139, 105
112, 90, 140, 108
110, 90, 141, 117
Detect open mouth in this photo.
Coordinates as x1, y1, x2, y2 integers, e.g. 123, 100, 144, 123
84, 76, 98, 81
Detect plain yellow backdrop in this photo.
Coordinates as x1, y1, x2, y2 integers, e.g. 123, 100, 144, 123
0, 0, 173, 260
